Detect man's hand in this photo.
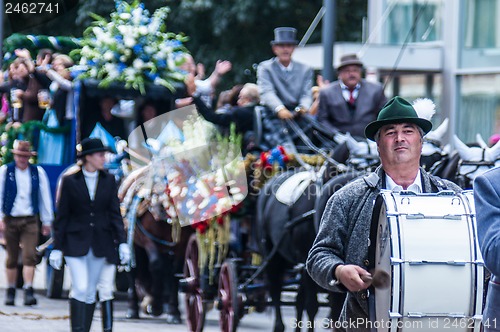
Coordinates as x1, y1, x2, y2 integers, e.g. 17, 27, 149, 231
41, 224, 51, 237
214, 60, 232, 76
277, 108, 294, 119
14, 48, 32, 60
294, 106, 308, 115
184, 73, 196, 97
195, 63, 205, 80
335, 264, 372, 292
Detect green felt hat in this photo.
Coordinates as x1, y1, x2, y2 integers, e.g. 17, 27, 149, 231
364, 96, 432, 141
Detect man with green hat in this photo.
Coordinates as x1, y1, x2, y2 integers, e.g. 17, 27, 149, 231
306, 96, 461, 330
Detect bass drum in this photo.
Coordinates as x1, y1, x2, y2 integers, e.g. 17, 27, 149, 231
368, 190, 484, 331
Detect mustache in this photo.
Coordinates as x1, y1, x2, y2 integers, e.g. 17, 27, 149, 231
394, 142, 409, 149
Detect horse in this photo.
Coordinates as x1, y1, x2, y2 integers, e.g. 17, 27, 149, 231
446, 134, 500, 188
118, 164, 193, 324
253, 132, 352, 332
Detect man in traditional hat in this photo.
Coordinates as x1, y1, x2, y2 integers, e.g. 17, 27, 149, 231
316, 53, 387, 138
257, 27, 313, 119
306, 96, 461, 331
0, 140, 54, 306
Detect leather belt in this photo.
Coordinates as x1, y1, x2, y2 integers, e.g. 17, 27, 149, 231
6, 215, 36, 220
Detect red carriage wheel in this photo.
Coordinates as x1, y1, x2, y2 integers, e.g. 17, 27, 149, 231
184, 233, 206, 332
218, 259, 242, 332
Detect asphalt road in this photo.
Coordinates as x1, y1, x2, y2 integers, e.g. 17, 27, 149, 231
0, 247, 333, 331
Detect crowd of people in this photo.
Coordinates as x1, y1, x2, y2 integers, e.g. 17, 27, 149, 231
0, 25, 499, 332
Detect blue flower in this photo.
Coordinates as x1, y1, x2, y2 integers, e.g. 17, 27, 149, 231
117, 63, 126, 73
133, 44, 143, 54
145, 71, 159, 81
157, 60, 166, 69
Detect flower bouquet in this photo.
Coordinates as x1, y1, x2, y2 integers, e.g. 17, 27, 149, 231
143, 109, 247, 279
75, 0, 188, 94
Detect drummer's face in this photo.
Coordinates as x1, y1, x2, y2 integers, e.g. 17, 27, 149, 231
377, 123, 422, 167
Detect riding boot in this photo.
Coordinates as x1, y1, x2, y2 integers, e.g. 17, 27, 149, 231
70, 298, 86, 332
5, 287, 15, 306
101, 300, 113, 332
84, 302, 96, 332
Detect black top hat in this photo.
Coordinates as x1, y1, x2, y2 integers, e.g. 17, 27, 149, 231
337, 53, 364, 71
77, 138, 111, 157
270, 27, 298, 45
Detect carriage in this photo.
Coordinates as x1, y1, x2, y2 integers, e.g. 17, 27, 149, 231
171, 108, 492, 331
170, 112, 366, 332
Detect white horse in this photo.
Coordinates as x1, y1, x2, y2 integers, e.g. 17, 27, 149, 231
452, 134, 500, 187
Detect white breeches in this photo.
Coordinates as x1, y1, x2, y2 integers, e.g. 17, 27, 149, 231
97, 262, 116, 302
65, 248, 106, 304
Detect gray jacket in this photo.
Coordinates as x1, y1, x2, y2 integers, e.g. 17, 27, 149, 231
257, 57, 313, 111
306, 166, 461, 330
316, 79, 386, 138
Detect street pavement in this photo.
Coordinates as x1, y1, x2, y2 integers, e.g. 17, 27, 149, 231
0, 247, 332, 331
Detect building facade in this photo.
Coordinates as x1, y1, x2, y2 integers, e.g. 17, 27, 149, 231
294, 0, 500, 144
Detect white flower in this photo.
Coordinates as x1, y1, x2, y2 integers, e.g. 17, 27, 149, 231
124, 67, 137, 80
138, 26, 148, 36
117, 25, 127, 35
92, 27, 103, 38
133, 59, 144, 70
124, 36, 136, 48
89, 67, 98, 77
104, 63, 119, 79
144, 46, 155, 55
119, 13, 131, 20
103, 51, 114, 61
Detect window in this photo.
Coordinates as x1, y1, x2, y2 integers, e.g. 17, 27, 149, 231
385, 0, 442, 44
458, 74, 500, 143
464, 0, 500, 48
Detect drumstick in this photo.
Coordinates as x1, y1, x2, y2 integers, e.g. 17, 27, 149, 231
361, 270, 391, 289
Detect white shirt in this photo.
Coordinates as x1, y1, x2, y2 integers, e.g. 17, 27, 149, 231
0, 164, 54, 225
385, 170, 423, 193
82, 168, 98, 201
340, 81, 360, 102
278, 61, 294, 73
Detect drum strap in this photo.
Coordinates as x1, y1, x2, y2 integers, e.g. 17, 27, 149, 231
428, 174, 448, 192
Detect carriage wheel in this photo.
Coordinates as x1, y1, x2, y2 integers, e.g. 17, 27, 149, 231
184, 233, 206, 332
218, 259, 242, 332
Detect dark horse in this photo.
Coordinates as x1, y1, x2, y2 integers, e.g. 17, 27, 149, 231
250, 114, 358, 332
255, 158, 345, 332
118, 165, 193, 323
